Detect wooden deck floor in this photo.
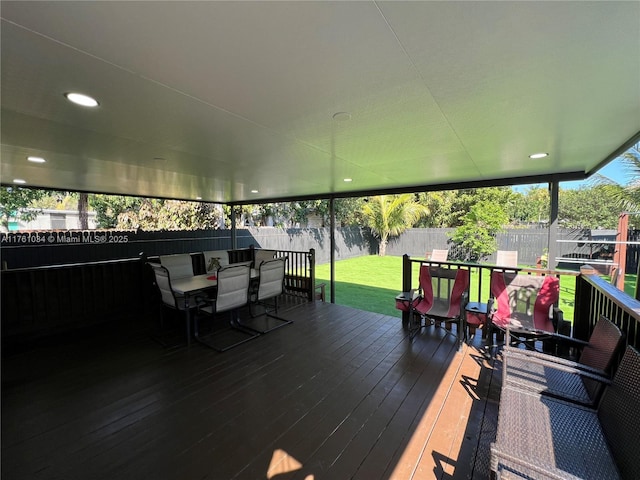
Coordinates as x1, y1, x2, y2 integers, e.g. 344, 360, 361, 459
2, 300, 502, 480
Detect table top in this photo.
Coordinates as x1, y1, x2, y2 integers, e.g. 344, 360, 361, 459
172, 270, 258, 295
466, 301, 488, 313
395, 290, 417, 301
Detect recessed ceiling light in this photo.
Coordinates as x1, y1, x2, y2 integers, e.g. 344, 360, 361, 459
251, 189, 259, 193
195, 196, 202, 201
13, 179, 26, 184
529, 152, 549, 159
343, 178, 353, 182
64, 92, 99, 107
27, 156, 46, 163
332, 112, 351, 121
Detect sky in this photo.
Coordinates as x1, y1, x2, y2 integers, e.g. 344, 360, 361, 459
515, 155, 634, 192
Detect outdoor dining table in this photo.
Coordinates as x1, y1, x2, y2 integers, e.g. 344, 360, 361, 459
171, 269, 259, 345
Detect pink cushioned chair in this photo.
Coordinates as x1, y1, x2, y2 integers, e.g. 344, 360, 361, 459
407, 264, 470, 349
488, 271, 565, 352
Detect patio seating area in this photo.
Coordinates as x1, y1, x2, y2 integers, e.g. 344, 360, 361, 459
492, 345, 640, 479
2, 299, 502, 480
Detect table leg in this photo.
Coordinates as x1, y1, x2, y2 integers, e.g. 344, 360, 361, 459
184, 294, 191, 347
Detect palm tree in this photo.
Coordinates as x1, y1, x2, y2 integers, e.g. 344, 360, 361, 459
592, 143, 640, 226
362, 194, 429, 256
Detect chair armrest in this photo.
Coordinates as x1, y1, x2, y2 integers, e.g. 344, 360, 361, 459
461, 290, 469, 309
491, 444, 584, 480
503, 346, 611, 382
486, 297, 496, 320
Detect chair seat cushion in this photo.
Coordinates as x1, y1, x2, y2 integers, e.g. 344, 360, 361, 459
160, 254, 194, 280
494, 386, 620, 479
203, 250, 230, 272
504, 355, 593, 405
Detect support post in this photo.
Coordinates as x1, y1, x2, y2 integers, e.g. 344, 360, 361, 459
309, 248, 317, 301
330, 197, 335, 304
230, 206, 237, 250
547, 180, 559, 271
613, 212, 628, 291
635, 260, 640, 301
402, 254, 412, 326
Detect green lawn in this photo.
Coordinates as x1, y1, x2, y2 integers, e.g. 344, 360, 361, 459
314, 255, 634, 324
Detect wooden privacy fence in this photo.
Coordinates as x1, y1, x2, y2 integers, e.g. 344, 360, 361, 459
0, 227, 372, 270
3, 227, 638, 274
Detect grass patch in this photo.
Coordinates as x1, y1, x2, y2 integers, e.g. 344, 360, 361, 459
315, 255, 591, 323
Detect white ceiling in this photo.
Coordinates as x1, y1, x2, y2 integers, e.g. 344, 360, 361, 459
1, 1, 639, 204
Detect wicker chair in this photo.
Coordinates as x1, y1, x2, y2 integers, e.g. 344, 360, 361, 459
491, 345, 640, 479
502, 315, 624, 406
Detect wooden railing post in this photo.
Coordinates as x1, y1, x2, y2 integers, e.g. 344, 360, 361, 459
402, 254, 412, 325
574, 265, 597, 341
636, 260, 640, 301
309, 248, 316, 301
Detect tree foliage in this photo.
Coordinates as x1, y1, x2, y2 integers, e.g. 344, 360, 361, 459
115, 199, 220, 230
0, 187, 46, 231
362, 194, 429, 256
415, 187, 521, 228
449, 201, 508, 262
592, 145, 640, 228
510, 187, 549, 225
3, 153, 636, 234
558, 186, 623, 229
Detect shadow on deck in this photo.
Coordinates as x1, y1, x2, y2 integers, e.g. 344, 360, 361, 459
2, 298, 502, 480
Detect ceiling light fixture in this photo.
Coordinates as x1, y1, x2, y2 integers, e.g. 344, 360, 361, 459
13, 179, 26, 184
27, 156, 46, 163
529, 152, 549, 159
332, 111, 351, 121
64, 92, 99, 107
251, 189, 259, 193
195, 196, 202, 201
343, 178, 353, 182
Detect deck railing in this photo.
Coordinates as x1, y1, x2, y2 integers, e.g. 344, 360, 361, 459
2, 247, 318, 348
1, 257, 145, 346
574, 265, 640, 350
212, 246, 317, 300
400, 254, 640, 351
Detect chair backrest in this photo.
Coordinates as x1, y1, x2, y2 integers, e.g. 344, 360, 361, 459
490, 272, 559, 332
580, 315, 624, 370
414, 265, 469, 318
580, 315, 624, 400
160, 254, 193, 280
496, 250, 518, 268
254, 249, 276, 268
215, 264, 251, 313
598, 345, 640, 480
203, 250, 230, 273
429, 249, 449, 262
151, 264, 178, 308
256, 257, 287, 302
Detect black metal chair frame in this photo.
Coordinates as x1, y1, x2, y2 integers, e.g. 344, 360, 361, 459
242, 257, 293, 334
194, 264, 260, 352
